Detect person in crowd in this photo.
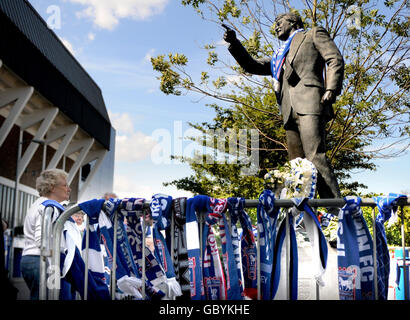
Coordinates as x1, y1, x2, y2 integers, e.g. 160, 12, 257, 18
72, 212, 85, 237
103, 192, 118, 200
20, 168, 70, 300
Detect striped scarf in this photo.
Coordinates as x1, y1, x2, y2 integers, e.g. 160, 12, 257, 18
59, 199, 110, 300
257, 190, 280, 299
373, 193, 407, 300
202, 198, 227, 300
150, 194, 182, 298
120, 198, 167, 300
270, 28, 304, 95
337, 196, 375, 300
186, 195, 209, 300
171, 197, 191, 299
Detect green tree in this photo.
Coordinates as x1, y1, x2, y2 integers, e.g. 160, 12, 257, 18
151, 0, 409, 199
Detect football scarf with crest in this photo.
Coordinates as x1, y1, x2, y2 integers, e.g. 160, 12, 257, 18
150, 194, 182, 298
55, 198, 110, 300
337, 196, 375, 300
186, 195, 209, 300
202, 198, 227, 300
373, 193, 407, 300
227, 197, 246, 298
171, 197, 191, 300
203, 198, 242, 300
120, 198, 167, 300
257, 190, 280, 299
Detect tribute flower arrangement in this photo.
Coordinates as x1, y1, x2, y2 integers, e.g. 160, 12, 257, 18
264, 157, 317, 199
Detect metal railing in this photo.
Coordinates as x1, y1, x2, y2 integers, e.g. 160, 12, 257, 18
39, 197, 410, 300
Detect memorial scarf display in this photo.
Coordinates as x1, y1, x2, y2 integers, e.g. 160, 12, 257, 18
171, 197, 191, 299
337, 196, 375, 300
270, 28, 304, 95
121, 198, 166, 300
186, 195, 209, 300
257, 190, 280, 299
150, 194, 182, 298
373, 193, 407, 300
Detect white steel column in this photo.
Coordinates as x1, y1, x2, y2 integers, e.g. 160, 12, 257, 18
77, 149, 107, 200
45, 124, 78, 169
0, 86, 34, 147
17, 107, 58, 181
65, 138, 94, 185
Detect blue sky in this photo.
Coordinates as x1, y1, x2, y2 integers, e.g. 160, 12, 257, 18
29, 0, 409, 199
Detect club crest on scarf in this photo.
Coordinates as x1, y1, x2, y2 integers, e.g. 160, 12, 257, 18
337, 197, 374, 300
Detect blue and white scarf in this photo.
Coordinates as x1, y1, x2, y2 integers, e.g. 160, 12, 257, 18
120, 198, 167, 300
186, 195, 209, 300
150, 194, 182, 298
202, 198, 227, 300
171, 197, 191, 299
271, 207, 298, 300
51, 199, 110, 300
373, 193, 407, 300
257, 190, 280, 299
271, 29, 304, 94
207, 197, 242, 300
227, 197, 246, 298
337, 196, 375, 300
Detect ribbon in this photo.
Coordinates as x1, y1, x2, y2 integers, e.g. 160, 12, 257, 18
150, 194, 182, 298
294, 198, 328, 285
373, 193, 407, 300
257, 190, 280, 299
337, 196, 375, 300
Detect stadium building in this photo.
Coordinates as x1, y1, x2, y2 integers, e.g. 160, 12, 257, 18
0, 0, 115, 283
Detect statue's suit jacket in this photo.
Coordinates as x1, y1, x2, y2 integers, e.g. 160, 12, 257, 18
228, 27, 344, 126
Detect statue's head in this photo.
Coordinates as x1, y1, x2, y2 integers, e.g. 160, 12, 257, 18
274, 12, 304, 41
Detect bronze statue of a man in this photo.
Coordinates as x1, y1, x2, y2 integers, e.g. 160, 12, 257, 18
224, 12, 344, 201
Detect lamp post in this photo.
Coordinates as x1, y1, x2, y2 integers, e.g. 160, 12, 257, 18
7, 132, 44, 279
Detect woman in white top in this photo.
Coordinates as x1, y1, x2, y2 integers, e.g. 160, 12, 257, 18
20, 169, 71, 300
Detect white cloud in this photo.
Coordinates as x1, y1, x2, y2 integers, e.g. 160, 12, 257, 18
108, 111, 158, 162
115, 132, 158, 162
69, 0, 169, 30
113, 175, 155, 199
108, 111, 135, 135
87, 32, 96, 41
144, 48, 156, 63
59, 37, 76, 56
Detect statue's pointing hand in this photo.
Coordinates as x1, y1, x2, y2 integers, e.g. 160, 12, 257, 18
222, 24, 236, 44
